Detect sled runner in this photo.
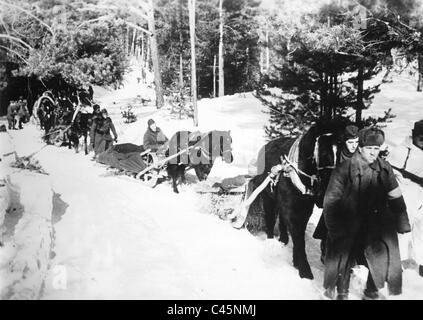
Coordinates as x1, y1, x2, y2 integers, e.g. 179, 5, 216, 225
194, 175, 250, 195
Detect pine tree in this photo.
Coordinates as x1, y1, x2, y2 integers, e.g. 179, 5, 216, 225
259, 1, 402, 139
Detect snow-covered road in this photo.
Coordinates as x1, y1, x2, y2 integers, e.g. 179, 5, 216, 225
2, 68, 423, 300
3, 124, 320, 299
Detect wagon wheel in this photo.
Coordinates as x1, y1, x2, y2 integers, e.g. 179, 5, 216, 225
138, 153, 159, 187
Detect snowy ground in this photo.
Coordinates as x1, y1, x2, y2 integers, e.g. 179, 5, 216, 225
1, 65, 423, 299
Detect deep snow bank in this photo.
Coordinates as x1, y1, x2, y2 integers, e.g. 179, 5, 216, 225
0, 172, 53, 299
0, 127, 55, 300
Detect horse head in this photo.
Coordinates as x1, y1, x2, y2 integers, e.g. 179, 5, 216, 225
307, 119, 347, 207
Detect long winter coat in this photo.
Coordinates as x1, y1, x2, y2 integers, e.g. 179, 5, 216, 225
313, 145, 357, 240
90, 117, 118, 155
143, 127, 168, 152
323, 151, 410, 295
388, 136, 423, 266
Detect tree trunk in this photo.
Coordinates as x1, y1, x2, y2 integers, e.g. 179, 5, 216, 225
327, 74, 333, 119
218, 0, 224, 97
125, 28, 129, 55
333, 74, 338, 117
27, 77, 33, 115
147, 0, 164, 109
213, 54, 216, 98
179, 54, 184, 90
179, 0, 184, 91
319, 72, 324, 117
146, 36, 150, 70
246, 47, 249, 87
140, 32, 145, 78
265, 26, 269, 73
131, 28, 137, 56
141, 32, 144, 61
418, 54, 423, 92
260, 48, 264, 74
188, 0, 198, 126
356, 64, 364, 123
323, 73, 328, 117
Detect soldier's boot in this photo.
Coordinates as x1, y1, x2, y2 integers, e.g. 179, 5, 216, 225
362, 273, 384, 300
322, 288, 335, 300
362, 289, 385, 300
336, 292, 349, 300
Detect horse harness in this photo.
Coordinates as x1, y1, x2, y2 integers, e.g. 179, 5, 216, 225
269, 132, 338, 193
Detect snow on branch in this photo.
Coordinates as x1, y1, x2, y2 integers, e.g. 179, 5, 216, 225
0, 34, 33, 50
0, 0, 54, 36
76, 15, 112, 30
0, 44, 28, 64
125, 21, 151, 36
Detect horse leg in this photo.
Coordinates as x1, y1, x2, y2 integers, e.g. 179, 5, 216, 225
278, 212, 289, 245
84, 133, 88, 155
262, 192, 277, 239
288, 206, 313, 279
173, 173, 179, 193
178, 165, 186, 184
63, 132, 71, 149
166, 165, 179, 193
74, 135, 80, 153
67, 133, 72, 149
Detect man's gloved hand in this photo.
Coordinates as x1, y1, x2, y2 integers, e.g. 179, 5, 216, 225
270, 164, 282, 177
379, 149, 390, 160
389, 196, 411, 234
397, 212, 411, 234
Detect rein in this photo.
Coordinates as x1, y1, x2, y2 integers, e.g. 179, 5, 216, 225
42, 124, 72, 139
282, 154, 317, 183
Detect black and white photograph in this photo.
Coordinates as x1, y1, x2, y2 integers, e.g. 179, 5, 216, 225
1, 0, 423, 304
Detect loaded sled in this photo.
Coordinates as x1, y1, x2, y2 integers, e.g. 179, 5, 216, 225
96, 142, 194, 187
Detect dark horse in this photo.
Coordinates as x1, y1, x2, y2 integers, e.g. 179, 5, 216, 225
166, 130, 233, 193
66, 112, 92, 155
247, 120, 346, 279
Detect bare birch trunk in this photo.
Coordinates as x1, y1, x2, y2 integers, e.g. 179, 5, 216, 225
265, 27, 269, 73
218, 0, 224, 97
179, 0, 184, 91
188, 0, 198, 126
147, 0, 164, 109
213, 54, 216, 98
131, 28, 137, 56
